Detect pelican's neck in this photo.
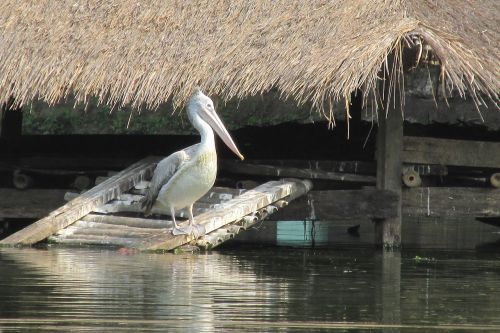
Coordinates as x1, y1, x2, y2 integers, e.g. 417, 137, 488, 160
191, 113, 215, 148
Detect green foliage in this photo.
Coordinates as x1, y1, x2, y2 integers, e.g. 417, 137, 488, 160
23, 101, 190, 135
22, 92, 322, 135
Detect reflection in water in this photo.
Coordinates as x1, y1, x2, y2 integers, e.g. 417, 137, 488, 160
0, 247, 499, 332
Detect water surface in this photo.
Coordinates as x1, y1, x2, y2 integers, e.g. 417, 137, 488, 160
0, 247, 499, 332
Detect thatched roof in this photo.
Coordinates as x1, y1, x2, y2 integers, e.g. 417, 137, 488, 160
0, 0, 498, 116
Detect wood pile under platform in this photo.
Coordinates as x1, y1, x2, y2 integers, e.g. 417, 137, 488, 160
0, 156, 312, 251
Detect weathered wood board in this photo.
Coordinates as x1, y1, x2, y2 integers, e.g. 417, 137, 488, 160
0, 156, 160, 246
227, 159, 447, 177
234, 159, 376, 175
403, 187, 500, 217
403, 136, 500, 169
270, 187, 500, 220
270, 189, 399, 220
222, 160, 376, 183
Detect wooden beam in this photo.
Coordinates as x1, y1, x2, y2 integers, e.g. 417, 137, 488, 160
270, 189, 399, 220
0, 189, 67, 219
222, 160, 376, 183
0, 156, 159, 245
269, 187, 500, 220
403, 187, 500, 217
403, 136, 500, 169
229, 159, 447, 177
136, 179, 312, 251
235, 159, 376, 175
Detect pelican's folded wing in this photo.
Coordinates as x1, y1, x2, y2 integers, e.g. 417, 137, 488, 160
141, 149, 190, 216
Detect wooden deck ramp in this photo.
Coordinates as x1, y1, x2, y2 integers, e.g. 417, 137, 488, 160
0, 157, 312, 251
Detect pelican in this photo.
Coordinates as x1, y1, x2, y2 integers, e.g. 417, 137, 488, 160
142, 89, 244, 236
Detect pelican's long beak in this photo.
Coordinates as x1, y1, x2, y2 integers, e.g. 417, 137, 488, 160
200, 108, 244, 160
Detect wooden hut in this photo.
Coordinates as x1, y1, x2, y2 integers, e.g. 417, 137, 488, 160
0, 0, 499, 248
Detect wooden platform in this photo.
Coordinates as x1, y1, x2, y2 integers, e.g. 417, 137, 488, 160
0, 157, 312, 251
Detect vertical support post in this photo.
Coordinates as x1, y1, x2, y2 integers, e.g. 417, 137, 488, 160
375, 96, 403, 249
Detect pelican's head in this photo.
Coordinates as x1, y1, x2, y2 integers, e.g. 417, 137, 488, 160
187, 89, 244, 160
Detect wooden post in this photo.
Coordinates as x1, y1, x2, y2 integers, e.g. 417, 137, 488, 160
375, 91, 403, 249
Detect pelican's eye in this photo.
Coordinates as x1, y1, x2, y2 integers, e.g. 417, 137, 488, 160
207, 103, 213, 109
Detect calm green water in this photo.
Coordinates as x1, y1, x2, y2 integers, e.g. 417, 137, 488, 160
0, 247, 499, 332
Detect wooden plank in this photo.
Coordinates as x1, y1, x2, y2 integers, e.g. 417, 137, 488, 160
269, 188, 500, 220
403, 187, 500, 217
235, 159, 376, 174
403, 136, 500, 169
82, 214, 172, 229
52, 221, 160, 238
48, 234, 141, 247
0, 156, 160, 245
72, 220, 165, 234
229, 159, 446, 176
0, 189, 67, 219
402, 164, 447, 177
270, 189, 399, 220
48, 219, 170, 247
221, 160, 375, 183
136, 179, 312, 251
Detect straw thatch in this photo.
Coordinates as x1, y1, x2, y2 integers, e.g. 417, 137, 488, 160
0, 0, 498, 116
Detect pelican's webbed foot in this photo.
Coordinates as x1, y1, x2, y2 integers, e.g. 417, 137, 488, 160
171, 224, 205, 237
172, 225, 193, 236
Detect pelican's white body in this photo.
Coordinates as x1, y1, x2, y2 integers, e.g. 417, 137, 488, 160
154, 143, 217, 212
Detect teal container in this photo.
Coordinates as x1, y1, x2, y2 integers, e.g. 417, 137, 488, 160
276, 220, 328, 247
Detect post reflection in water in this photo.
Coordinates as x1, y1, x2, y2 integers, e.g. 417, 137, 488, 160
375, 252, 402, 333
0, 247, 499, 332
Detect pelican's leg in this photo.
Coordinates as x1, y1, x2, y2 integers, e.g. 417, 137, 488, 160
188, 204, 206, 238
171, 206, 192, 236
